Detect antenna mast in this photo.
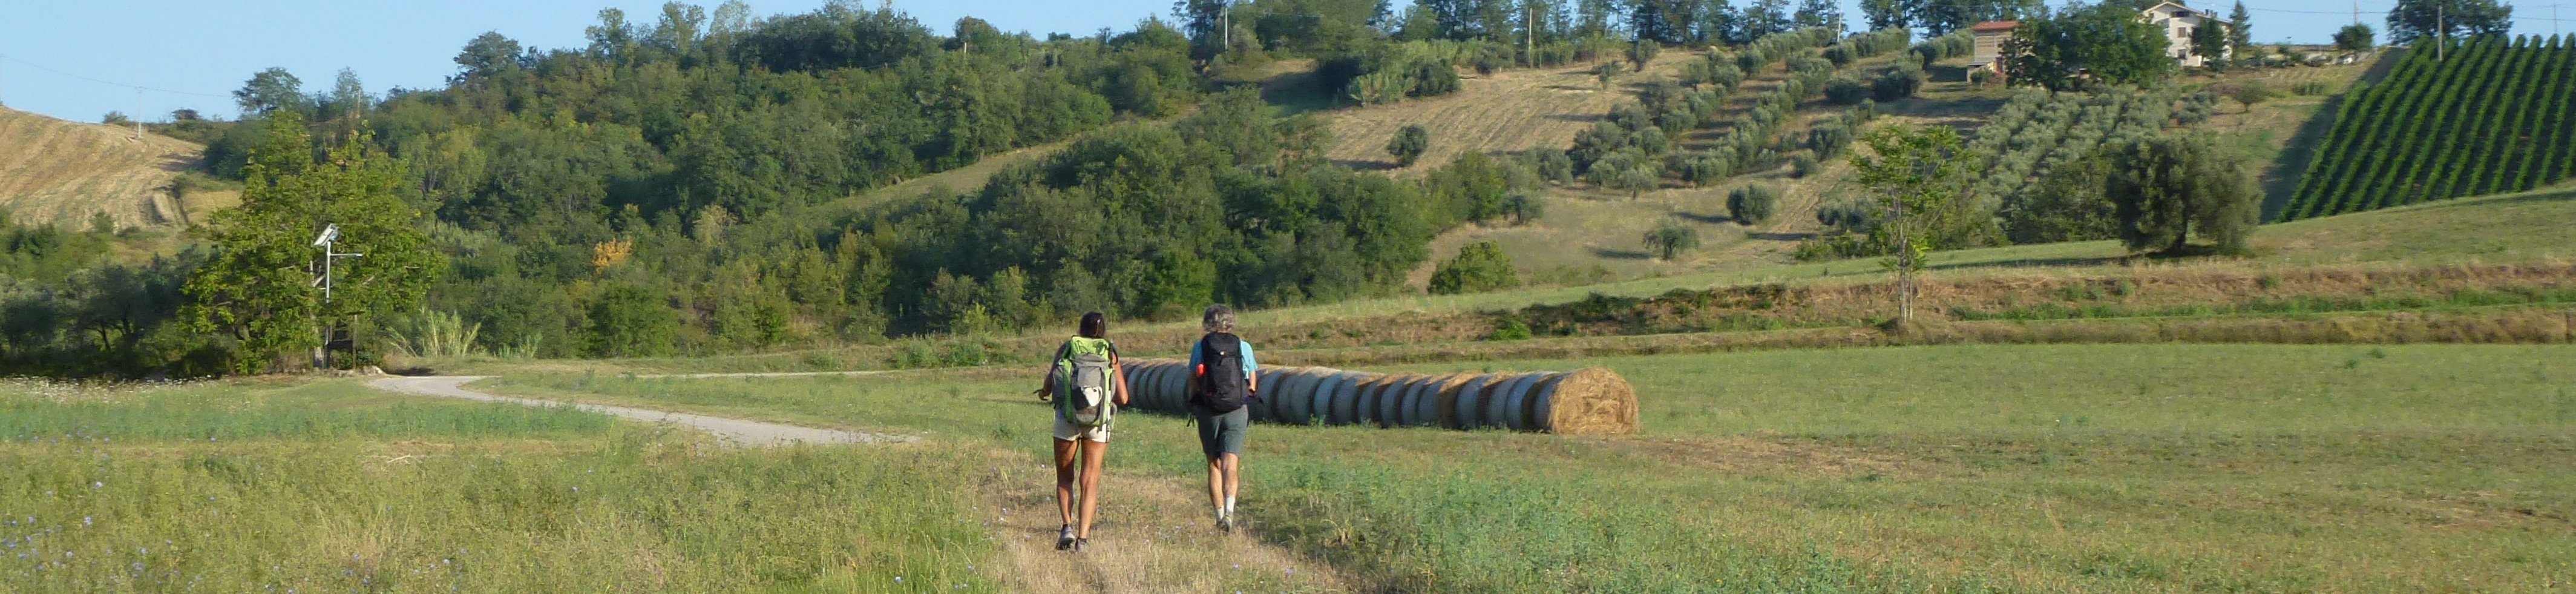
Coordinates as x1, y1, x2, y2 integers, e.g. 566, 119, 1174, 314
133, 88, 144, 139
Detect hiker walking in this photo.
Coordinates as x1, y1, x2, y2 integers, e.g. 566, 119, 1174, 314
1040, 312, 1127, 552
1188, 304, 1257, 533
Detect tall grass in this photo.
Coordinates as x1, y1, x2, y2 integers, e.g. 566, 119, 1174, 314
0, 379, 996, 592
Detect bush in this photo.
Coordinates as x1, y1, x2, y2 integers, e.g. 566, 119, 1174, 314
1871, 63, 1925, 101
1533, 149, 1575, 182
1428, 240, 1521, 295
1642, 219, 1702, 259
1627, 39, 1661, 71
1728, 184, 1780, 225
1823, 45, 1858, 67
1501, 191, 1547, 224
1808, 122, 1855, 157
1789, 152, 1821, 178
1824, 76, 1870, 104
1388, 124, 1431, 166
1487, 316, 1533, 340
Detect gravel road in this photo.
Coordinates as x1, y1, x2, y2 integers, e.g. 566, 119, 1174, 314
367, 375, 908, 446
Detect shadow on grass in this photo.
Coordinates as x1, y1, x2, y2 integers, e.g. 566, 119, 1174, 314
1673, 211, 1732, 225
1923, 254, 2128, 271
1589, 246, 1656, 260
1748, 231, 1815, 242
1331, 159, 1395, 171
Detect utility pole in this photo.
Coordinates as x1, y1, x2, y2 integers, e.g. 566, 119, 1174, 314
312, 224, 362, 369
2437, 2, 2445, 61
1526, 1, 1536, 67
1, 54, 8, 108
133, 88, 143, 139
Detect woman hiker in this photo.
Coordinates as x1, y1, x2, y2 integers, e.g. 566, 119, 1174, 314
1038, 312, 1128, 552
1187, 304, 1257, 533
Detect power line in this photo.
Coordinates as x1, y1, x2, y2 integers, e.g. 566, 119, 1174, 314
0, 54, 230, 99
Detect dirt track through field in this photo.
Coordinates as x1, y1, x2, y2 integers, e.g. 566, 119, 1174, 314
367, 375, 906, 446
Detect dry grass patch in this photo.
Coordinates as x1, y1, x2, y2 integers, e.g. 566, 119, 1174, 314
0, 107, 226, 228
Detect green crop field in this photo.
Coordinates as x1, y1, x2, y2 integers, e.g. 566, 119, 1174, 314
476, 342, 2576, 592
0, 379, 994, 592
2287, 35, 2576, 220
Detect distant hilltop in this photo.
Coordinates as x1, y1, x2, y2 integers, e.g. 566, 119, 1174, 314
0, 106, 207, 229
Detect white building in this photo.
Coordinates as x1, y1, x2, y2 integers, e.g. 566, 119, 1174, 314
2142, 1, 2232, 68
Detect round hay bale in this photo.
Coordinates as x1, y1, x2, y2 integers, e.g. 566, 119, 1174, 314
1349, 374, 1405, 426
1287, 369, 1333, 425
1375, 375, 1418, 427
1358, 374, 1404, 426
1270, 369, 1320, 421
1541, 367, 1639, 435
1308, 369, 1349, 423
1320, 374, 1366, 425
1254, 367, 1292, 422
1518, 372, 1570, 432
1483, 373, 1539, 431
1308, 371, 1355, 426
1399, 375, 1438, 427
1447, 375, 1496, 429
1147, 362, 1182, 414
1382, 375, 1421, 427
1279, 370, 1319, 425
1502, 372, 1562, 431
1421, 374, 1475, 428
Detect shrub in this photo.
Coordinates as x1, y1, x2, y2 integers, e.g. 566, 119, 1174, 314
1487, 316, 1533, 340
1429, 240, 1521, 294
1627, 39, 1662, 71
1388, 124, 1431, 166
1824, 76, 1870, 104
1501, 191, 1547, 224
1728, 184, 1781, 225
1809, 122, 1855, 157
1823, 45, 1857, 67
1642, 219, 1702, 259
1872, 63, 1925, 101
1533, 149, 1575, 182
1789, 152, 1821, 178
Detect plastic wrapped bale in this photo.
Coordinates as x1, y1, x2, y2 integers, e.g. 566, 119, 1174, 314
1271, 368, 1319, 424
1481, 373, 1541, 430
1306, 371, 1355, 426
1419, 374, 1476, 428
1294, 370, 1336, 426
1501, 372, 1563, 431
1394, 374, 1453, 427
1156, 363, 1190, 413
1446, 375, 1497, 429
1271, 369, 1312, 424
1378, 375, 1426, 427
1253, 367, 1291, 421
1533, 367, 1639, 435
1339, 374, 1394, 426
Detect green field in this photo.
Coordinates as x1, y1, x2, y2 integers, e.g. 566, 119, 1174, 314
472, 343, 2576, 592
0, 379, 992, 592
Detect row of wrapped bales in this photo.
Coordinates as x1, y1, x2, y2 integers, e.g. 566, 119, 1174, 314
1112, 359, 1637, 435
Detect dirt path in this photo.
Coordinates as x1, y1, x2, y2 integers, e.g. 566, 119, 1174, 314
970, 455, 1353, 593
366, 375, 908, 446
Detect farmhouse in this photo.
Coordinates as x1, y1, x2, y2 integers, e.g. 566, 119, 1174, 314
2142, 1, 2232, 67
1967, 20, 2019, 74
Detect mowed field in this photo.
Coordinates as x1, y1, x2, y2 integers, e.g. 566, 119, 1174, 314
0, 107, 232, 228
448, 342, 2576, 592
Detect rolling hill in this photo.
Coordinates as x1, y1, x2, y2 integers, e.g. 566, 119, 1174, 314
0, 106, 229, 228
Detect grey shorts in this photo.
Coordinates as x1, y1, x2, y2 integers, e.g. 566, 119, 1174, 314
1193, 406, 1248, 459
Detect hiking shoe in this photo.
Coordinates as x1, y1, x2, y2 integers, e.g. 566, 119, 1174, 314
1055, 525, 1075, 550
1216, 509, 1233, 533
1071, 537, 1089, 552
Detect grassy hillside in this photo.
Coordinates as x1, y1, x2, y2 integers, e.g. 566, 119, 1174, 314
0, 107, 232, 228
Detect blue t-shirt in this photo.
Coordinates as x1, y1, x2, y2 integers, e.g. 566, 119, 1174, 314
1187, 334, 1257, 377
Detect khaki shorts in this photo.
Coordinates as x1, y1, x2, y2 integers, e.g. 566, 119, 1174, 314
1053, 412, 1110, 443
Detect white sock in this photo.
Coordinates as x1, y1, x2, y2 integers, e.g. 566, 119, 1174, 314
1223, 497, 1235, 514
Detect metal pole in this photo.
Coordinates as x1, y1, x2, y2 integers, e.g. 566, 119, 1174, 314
2438, 2, 2445, 61
134, 88, 143, 139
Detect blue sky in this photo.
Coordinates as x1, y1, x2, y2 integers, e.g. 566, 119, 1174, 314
1, 0, 2562, 124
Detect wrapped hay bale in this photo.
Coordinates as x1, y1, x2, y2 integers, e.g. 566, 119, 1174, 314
1394, 374, 1452, 427
1273, 369, 1312, 424
1482, 373, 1541, 431
1150, 362, 1185, 414
1349, 374, 1407, 426
1322, 373, 1371, 426
1501, 372, 1562, 431
1270, 369, 1322, 420
1533, 367, 1639, 435
1374, 375, 1417, 427
1298, 369, 1360, 423
1445, 375, 1496, 429
1254, 367, 1293, 421
1420, 374, 1476, 428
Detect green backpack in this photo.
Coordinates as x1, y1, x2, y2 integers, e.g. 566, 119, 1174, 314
1055, 337, 1118, 427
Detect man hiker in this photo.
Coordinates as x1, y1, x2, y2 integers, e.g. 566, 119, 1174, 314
1038, 312, 1129, 552
1187, 303, 1256, 533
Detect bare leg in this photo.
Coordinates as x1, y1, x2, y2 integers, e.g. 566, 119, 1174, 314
1076, 440, 1107, 539
1221, 453, 1240, 504
1206, 455, 1226, 511
1054, 438, 1079, 528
